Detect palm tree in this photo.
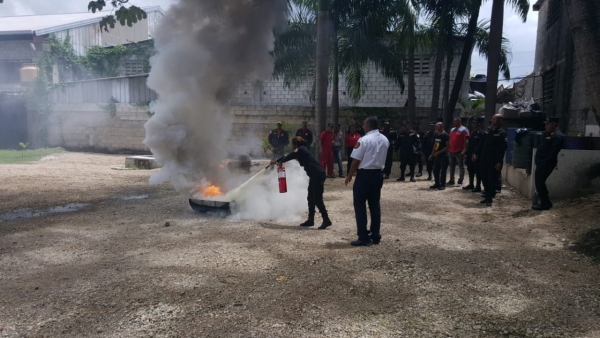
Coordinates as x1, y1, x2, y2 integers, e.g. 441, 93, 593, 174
314, 0, 331, 138
484, 0, 529, 122
561, 0, 600, 118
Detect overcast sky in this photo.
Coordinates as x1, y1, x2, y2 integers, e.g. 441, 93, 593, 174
1, 0, 537, 83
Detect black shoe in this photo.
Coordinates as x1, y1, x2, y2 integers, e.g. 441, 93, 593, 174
384, 175, 390, 179
407, 172, 414, 177
446, 180, 455, 186
457, 179, 463, 185
300, 218, 314, 227
416, 172, 422, 177
438, 185, 446, 190
532, 204, 552, 211
397, 177, 405, 182
427, 175, 432, 181
472, 187, 482, 193
370, 236, 381, 245
463, 185, 474, 190
480, 198, 488, 204
351, 239, 372, 246
410, 178, 416, 182
318, 215, 332, 229
486, 200, 492, 207
430, 184, 441, 189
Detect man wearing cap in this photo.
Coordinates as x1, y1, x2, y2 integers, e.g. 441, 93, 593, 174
319, 123, 336, 178
295, 121, 314, 148
464, 117, 484, 192
332, 124, 346, 178
411, 121, 425, 177
473, 114, 508, 207
381, 120, 397, 179
345, 116, 390, 246
347, 117, 365, 136
268, 122, 289, 160
422, 121, 437, 180
532, 117, 564, 210
395, 121, 421, 182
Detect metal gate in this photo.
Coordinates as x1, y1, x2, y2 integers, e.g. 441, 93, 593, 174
0, 94, 28, 149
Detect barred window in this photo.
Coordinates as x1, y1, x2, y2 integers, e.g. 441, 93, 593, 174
542, 68, 555, 109
125, 61, 144, 76
405, 56, 431, 75
546, 0, 560, 30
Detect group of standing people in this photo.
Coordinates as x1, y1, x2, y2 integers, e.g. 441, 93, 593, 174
268, 115, 564, 247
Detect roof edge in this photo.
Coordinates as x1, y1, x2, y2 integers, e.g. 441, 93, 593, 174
0, 30, 34, 36
34, 17, 102, 36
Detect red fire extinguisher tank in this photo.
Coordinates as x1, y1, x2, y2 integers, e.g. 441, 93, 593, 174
277, 165, 287, 193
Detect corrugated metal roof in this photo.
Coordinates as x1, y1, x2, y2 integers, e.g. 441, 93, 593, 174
0, 6, 164, 36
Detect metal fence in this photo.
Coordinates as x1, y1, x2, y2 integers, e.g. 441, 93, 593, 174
50, 74, 158, 104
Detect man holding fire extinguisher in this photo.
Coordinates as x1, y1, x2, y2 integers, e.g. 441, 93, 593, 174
270, 136, 332, 229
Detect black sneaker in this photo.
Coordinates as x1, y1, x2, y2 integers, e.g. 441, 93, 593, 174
472, 187, 482, 193
410, 178, 416, 182
438, 185, 446, 190
446, 180, 455, 186
370, 235, 381, 245
463, 185, 474, 190
427, 176, 432, 181
430, 184, 440, 189
416, 172, 423, 177
350, 239, 372, 246
397, 177, 405, 182
457, 179, 463, 185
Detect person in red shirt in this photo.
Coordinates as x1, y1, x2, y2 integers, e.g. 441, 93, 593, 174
345, 125, 361, 174
320, 123, 335, 177
447, 118, 470, 186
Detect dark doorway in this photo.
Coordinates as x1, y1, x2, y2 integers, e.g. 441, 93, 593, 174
0, 94, 28, 149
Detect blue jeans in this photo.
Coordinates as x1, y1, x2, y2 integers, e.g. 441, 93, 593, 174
333, 147, 344, 176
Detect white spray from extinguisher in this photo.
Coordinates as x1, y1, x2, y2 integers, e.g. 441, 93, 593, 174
277, 164, 287, 193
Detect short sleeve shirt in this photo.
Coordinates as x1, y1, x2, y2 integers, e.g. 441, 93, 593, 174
433, 132, 450, 156
449, 126, 469, 153
351, 130, 390, 169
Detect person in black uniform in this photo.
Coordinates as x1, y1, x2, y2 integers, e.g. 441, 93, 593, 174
463, 117, 484, 192
268, 122, 290, 160
381, 120, 397, 179
271, 136, 332, 229
532, 117, 564, 210
412, 121, 425, 177
346, 117, 365, 136
422, 121, 436, 180
295, 121, 313, 148
395, 121, 421, 182
473, 114, 508, 207
429, 122, 450, 190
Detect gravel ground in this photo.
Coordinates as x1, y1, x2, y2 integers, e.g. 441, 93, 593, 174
0, 153, 599, 338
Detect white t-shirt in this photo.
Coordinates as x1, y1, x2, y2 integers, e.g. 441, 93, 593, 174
351, 130, 390, 169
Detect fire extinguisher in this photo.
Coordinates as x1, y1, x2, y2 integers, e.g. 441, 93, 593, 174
277, 165, 288, 193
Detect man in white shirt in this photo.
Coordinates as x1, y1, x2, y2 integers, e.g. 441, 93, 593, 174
345, 116, 390, 246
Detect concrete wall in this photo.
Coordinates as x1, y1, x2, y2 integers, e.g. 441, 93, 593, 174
504, 149, 600, 200
231, 56, 470, 109
533, 0, 596, 135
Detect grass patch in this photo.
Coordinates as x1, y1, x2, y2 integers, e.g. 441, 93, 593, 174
571, 229, 600, 263
0, 148, 66, 164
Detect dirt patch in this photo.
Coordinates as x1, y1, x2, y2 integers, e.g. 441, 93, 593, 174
1, 153, 600, 337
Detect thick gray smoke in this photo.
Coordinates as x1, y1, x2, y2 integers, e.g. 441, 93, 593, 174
144, 0, 288, 193
144, 0, 311, 221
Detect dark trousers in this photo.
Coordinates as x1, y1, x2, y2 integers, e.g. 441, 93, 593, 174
346, 147, 354, 174
415, 152, 423, 173
308, 172, 327, 216
425, 152, 434, 176
383, 148, 394, 176
400, 153, 415, 178
534, 162, 556, 204
353, 169, 384, 242
481, 161, 501, 200
433, 155, 449, 186
272, 147, 284, 160
466, 157, 481, 188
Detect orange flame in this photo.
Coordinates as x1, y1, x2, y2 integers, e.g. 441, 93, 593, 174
203, 185, 223, 197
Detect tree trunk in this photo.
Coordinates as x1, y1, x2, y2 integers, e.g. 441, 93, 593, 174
407, 30, 416, 123
445, 0, 481, 128
484, 0, 504, 123
430, 41, 445, 121
561, 0, 600, 117
442, 51, 453, 130
315, 0, 330, 150
331, 31, 340, 125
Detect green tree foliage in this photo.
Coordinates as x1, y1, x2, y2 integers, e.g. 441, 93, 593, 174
88, 0, 147, 32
